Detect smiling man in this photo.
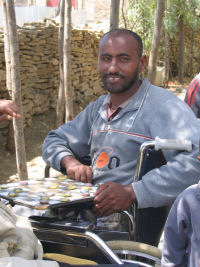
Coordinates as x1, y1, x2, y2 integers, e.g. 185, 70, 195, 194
42, 29, 200, 242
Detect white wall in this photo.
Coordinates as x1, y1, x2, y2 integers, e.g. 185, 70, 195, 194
0, 6, 58, 28
0, 6, 88, 28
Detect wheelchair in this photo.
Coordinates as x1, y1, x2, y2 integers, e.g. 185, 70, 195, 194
1, 138, 192, 266
28, 137, 191, 266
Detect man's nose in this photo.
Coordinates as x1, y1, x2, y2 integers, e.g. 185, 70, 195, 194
108, 58, 119, 73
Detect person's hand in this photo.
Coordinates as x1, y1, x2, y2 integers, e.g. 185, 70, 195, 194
0, 100, 21, 122
61, 156, 92, 183
93, 182, 136, 217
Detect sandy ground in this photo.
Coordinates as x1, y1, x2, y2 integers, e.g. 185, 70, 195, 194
0, 109, 61, 184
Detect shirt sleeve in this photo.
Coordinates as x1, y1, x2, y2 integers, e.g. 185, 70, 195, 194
184, 75, 200, 118
133, 95, 200, 208
161, 186, 196, 267
42, 100, 98, 172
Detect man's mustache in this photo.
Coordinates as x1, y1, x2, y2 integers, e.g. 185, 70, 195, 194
103, 73, 125, 79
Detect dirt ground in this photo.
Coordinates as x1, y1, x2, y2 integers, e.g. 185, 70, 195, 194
0, 82, 188, 185
0, 109, 61, 184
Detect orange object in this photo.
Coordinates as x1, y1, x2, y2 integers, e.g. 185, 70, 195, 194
96, 151, 109, 168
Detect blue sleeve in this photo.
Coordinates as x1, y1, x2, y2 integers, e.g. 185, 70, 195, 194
133, 95, 200, 208
42, 99, 101, 172
161, 187, 195, 266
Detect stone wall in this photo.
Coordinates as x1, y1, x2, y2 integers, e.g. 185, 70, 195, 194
0, 20, 104, 149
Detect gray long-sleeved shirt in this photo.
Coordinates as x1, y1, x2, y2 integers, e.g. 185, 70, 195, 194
161, 182, 200, 266
43, 79, 200, 208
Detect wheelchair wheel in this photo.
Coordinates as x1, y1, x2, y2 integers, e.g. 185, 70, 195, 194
107, 240, 161, 266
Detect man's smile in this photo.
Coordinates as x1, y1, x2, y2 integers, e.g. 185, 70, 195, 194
107, 76, 122, 83
103, 74, 125, 83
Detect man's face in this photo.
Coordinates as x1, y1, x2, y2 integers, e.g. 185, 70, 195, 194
98, 34, 145, 94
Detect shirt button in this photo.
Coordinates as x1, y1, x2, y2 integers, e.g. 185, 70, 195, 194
105, 124, 111, 130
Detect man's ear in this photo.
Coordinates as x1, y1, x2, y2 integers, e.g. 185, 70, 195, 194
139, 55, 147, 73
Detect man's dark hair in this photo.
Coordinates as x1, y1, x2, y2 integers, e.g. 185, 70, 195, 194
100, 29, 143, 57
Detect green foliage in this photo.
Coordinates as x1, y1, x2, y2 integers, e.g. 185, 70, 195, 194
120, 0, 156, 54
165, 0, 200, 38
120, 0, 200, 53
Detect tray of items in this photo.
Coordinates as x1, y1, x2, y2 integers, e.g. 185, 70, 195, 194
0, 176, 98, 210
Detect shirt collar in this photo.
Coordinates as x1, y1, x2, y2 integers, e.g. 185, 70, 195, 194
101, 78, 150, 112
107, 94, 135, 109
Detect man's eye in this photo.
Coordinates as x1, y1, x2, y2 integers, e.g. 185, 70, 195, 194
120, 57, 129, 62
101, 56, 111, 62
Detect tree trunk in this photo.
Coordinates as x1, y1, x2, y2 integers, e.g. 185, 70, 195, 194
178, 14, 184, 83
2, 1, 15, 153
121, 0, 128, 29
6, 123, 15, 153
189, 30, 194, 77
56, 0, 65, 127
64, 0, 73, 122
164, 32, 170, 85
3, 0, 28, 180
110, 0, 120, 30
148, 0, 166, 84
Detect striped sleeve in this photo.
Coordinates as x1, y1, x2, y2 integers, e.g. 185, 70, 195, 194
184, 75, 200, 118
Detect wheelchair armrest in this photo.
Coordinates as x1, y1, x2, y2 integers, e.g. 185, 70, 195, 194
134, 142, 166, 182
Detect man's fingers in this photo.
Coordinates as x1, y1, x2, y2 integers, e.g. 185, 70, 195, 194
93, 183, 136, 217
0, 111, 20, 121
0, 100, 21, 119
86, 167, 92, 183
68, 165, 92, 183
95, 183, 109, 196
79, 174, 88, 183
7, 115, 13, 120
93, 190, 110, 216
93, 201, 113, 217
11, 111, 21, 118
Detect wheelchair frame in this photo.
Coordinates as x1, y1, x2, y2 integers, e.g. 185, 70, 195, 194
31, 219, 122, 264
9, 138, 192, 266
30, 218, 157, 266
132, 138, 192, 246
43, 137, 192, 247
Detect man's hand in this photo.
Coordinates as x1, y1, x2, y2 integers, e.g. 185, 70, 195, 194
0, 100, 21, 122
61, 156, 92, 183
93, 182, 136, 217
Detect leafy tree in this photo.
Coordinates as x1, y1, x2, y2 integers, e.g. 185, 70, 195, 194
120, 0, 200, 80
165, 0, 200, 80
120, 0, 156, 54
